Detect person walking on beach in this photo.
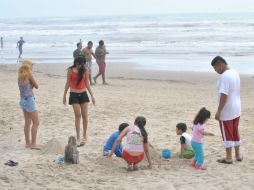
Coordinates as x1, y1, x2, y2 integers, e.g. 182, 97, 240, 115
73, 42, 84, 59
18, 59, 40, 149
94, 40, 109, 85
82, 41, 96, 85
63, 56, 95, 146
211, 56, 242, 164
1, 37, 3, 49
17, 37, 25, 59
109, 116, 152, 171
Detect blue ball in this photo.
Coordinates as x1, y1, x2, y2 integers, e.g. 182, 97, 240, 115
162, 149, 171, 159
58, 156, 64, 161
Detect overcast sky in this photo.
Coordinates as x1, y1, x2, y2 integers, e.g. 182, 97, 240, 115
1, 0, 254, 19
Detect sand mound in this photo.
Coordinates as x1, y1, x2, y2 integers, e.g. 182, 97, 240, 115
39, 138, 65, 155
96, 155, 124, 167
148, 143, 162, 164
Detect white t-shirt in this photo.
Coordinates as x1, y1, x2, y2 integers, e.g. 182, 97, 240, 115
181, 132, 193, 150
216, 69, 241, 120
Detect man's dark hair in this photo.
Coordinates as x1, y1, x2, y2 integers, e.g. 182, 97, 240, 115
88, 41, 93, 45
211, 56, 227, 66
76, 42, 81, 47
99, 40, 104, 46
176, 123, 187, 132
118, 123, 129, 133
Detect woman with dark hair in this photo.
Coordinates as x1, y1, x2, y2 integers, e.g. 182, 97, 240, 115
109, 116, 152, 171
191, 107, 214, 170
63, 56, 95, 146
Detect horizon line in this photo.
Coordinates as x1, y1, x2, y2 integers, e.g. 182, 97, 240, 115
1, 11, 254, 20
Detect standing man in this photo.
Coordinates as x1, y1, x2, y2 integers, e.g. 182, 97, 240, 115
82, 41, 96, 85
94, 40, 109, 85
211, 56, 242, 164
17, 37, 25, 59
1, 37, 3, 49
73, 42, 84, 59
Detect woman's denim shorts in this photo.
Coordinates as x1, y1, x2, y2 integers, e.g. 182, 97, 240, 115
19, 96, 37, 112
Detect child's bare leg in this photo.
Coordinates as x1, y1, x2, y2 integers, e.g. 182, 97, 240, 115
127, 164, 133, 171
133, 164, 138, 171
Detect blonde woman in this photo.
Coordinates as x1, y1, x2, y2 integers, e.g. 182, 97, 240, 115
18, 59, 40, 149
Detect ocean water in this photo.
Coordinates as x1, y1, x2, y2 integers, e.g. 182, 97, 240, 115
0, 13, 254, 74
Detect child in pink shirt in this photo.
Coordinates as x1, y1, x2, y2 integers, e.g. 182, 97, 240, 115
191, 107, 214, 170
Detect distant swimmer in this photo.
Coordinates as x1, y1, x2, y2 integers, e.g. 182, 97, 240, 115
17, 37, 26, 59
1, 37, 3, 49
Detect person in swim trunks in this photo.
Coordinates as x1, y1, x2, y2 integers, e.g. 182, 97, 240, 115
94, 40, 109, 85
82, 41, 96, 85
17, 37, 25, 59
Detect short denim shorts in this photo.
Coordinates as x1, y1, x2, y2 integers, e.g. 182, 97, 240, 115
69, 91, 90, 105
19, 96, 37, 112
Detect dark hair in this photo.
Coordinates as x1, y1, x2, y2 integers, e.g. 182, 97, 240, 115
193, 107, 211, 125
88, 41, 93, 45
211, 56, 227, 66
176, 123, 187, 132
99, 40, 104, 46
134, 116, 148, 143
118, 123, 129, 133
76, 42, 81, 47
69, 56, 86, 85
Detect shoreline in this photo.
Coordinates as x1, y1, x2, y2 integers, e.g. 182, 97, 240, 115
0, 62, 253, 81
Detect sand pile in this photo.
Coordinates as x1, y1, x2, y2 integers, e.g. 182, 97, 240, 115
39, 138, 65, 155
148, 143, 162, 164
95, 155, 125, 167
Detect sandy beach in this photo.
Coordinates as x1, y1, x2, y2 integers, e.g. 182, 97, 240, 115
0, 62, 254, 190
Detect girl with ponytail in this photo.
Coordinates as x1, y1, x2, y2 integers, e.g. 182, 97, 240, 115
109, 116, 152, 171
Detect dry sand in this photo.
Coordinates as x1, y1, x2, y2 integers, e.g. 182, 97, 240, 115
0, 62, 254, 190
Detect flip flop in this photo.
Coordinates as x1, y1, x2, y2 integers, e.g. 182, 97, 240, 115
4, 160, 18, 167
217, 158, 233, 164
